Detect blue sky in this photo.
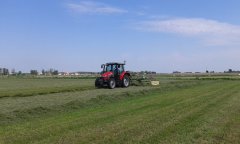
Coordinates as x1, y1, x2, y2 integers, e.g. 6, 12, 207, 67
1, 0, 240, 73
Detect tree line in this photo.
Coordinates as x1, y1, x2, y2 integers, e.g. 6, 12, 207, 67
0, 68, 9, 75
0, 68, 59, 76
29, 69, 59, 76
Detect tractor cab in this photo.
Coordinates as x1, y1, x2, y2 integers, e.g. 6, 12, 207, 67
95, 62, 131, 89
101, 63, 124, 76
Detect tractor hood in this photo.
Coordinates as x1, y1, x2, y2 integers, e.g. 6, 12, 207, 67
101, 71, 113, 78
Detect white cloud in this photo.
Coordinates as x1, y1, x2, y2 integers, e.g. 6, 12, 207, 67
67, 1, 127, 14
137, 18, 240, 46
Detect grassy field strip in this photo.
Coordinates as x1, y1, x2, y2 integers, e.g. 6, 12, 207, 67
185, 90, 240, 144
142, 83, 240, 143
0, 86, 95, 98
0, 80, 196, 119
70, 81, 240, 144
0, 77, 187, 99
0, 79, 94, 98
1, 81, 239, 143
0, 80, 199, 125
0, 81, 231, 143
75, 81, 240, 143
0, 81, 205, 143
38, 81, 240, 143
0, 86, 156, 116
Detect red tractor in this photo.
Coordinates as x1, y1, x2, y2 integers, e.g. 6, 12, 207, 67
95, 62, 131, 89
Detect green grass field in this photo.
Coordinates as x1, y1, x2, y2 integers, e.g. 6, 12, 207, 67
0, 78, 94, 98
0, 77, 239, 143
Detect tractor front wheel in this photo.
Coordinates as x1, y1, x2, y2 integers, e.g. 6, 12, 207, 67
95, 78, 102, 88
122, 75, 130, 87
108, 78, 116, 89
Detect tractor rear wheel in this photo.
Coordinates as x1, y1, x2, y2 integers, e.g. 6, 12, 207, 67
108, 78, 116, 89
122, 75, 130, 87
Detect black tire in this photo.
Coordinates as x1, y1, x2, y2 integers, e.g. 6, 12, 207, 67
95, 78, 101, 88
122, 75, 130, 87
108, 78, 116, 89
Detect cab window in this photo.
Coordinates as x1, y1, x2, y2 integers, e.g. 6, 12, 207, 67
106, 65, 112, 72
118, 65, 124, 73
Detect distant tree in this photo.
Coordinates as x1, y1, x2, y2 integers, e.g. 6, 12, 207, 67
206, 70, 209, 73
30, 70, 38, 75
173, 71, 181, 74
3, 68, 9, 75
50, 68, 54, 74
52, 70, 58, 75
18, 71, 22, 75
41, 68, 59, 76
0, 68, 2, 75
228, 69, 233, 73
11, 69, 16, 75
42, 69, 46, 75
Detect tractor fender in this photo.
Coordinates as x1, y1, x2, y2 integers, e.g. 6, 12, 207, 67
120, 72, 131, 80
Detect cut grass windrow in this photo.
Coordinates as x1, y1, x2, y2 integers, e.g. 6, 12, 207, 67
0, 86, 95, 99
0, 80, 199, 126
0, 78, 94, 98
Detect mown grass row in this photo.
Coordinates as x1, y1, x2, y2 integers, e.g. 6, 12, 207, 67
1, 76, 239, 98
0, 78, 94, 98
0, 86, 95, 98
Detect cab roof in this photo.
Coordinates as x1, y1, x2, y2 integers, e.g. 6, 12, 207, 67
106, 62, 125, 65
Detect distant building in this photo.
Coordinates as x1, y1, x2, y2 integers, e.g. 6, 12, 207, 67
58, 72, 69, 76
